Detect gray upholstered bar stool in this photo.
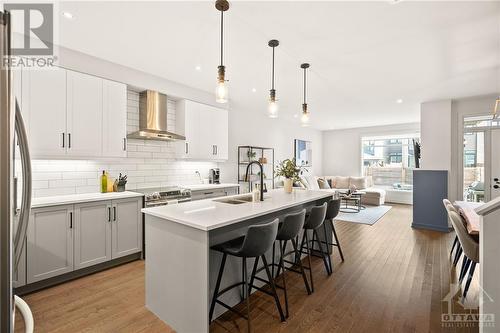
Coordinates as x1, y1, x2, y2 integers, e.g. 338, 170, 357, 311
298, 202, 329, 292
319, 198, 344, 274
250, 209, 311, 318
209, 219, 285, 331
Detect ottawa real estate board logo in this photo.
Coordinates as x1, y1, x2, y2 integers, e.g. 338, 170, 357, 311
3, 3, 57, 68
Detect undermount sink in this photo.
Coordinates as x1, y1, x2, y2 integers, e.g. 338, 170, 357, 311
213, 194, 262, 205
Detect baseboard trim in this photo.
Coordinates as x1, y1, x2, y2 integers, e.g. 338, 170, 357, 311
15, 252, 142, 296
411, 222, 451, 233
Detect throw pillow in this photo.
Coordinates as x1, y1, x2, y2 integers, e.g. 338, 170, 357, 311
350, 176, 367, 190
335, 176, 350, 189
317, 178, 331, 189
305, 175, 320, 190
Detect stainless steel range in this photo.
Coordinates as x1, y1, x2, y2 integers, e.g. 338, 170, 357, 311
136, 187, 192, 207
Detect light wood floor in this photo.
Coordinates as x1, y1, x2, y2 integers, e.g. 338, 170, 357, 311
15, 204, 479, 333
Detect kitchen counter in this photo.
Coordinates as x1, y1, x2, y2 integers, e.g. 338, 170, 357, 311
181, 183, 239, 191
144, 189, 332, 332
142, 189, 330, 231
31, 191, 144, 208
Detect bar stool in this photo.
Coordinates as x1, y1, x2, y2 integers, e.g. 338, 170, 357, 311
249, 209, 311, 318
209, 219, 285, 332
298, 202, 329, 292
320, 198, 344, 274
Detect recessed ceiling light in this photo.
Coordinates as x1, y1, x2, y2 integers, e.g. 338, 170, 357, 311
396, 99, 403, 104
195, 65, 201, 71
251, 88, 257, 93
293, 114, 298, 118
62, 12, 74, 19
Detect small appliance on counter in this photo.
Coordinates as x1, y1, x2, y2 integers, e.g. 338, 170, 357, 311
209, 168, 220, 184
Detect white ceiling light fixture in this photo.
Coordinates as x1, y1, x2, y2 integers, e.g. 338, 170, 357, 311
268, 39, 279, 118
215, 0, 229, 104
300, 63, 311, 127
396, 98, 403, 104
62, 11, 74, 19
251, 88, 257, 93
195, 65, 201, 71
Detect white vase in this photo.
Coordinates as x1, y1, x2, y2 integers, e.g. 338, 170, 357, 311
284, 178, 293, 193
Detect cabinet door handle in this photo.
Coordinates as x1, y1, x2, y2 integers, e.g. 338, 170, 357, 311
69, 212, 73, 229
113, 206, 117, 221
215, 145, 218, 155
123, 138, 127, 151
68, 133, 71, 148
212, 145, 215, 155
185, 142, 189, 154
61, 133, 65, 148
204, 192, 214, 195
108, 207, 111, 222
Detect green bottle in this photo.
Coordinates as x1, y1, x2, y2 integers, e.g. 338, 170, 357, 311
101, 170, 107, 193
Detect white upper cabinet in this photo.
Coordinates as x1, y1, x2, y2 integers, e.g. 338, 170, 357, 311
176, 100, 228, 161
20, 67, 128, 159
102, 79, 127, 157
22, 67, 67, 158
67, 71, 103, 157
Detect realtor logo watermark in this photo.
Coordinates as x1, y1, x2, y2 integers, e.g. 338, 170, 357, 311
441, 283, 495, 328
3, 2, 58, 68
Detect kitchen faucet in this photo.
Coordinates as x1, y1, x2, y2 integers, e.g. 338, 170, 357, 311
245, 161, 264, 201
195, 171, 203, 184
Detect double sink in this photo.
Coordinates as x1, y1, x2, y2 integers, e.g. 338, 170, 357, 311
213, 194, 265, 205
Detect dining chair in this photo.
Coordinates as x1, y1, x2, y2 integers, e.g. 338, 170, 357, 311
443, 199, 462, 266
448, 209, 479, 299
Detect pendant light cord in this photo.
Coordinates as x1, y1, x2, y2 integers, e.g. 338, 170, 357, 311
220, 10, 224, 66
272, 46, 275, 90
303, 68, 307, 105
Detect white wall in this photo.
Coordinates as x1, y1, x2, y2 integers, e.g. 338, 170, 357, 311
322, 123, 420, 176
420, 100, 452, 170
420, 95, 498, 201
219, 107, 323, 185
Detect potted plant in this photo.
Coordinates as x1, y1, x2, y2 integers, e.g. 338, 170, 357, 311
275, 158, 304, 193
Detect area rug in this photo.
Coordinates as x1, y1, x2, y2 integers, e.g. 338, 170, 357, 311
335, 205, 392, 225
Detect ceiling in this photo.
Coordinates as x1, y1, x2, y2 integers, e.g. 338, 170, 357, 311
58, 1, 500, 130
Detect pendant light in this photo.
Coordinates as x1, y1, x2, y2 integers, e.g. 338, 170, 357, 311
300, 63, 310, 127
268, 39, 279, 118
215, 0, 229, 103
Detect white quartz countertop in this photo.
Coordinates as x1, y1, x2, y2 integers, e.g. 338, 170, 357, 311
31, 191, 144, 209
142, 189, 333, 231
182, 183, 240, 191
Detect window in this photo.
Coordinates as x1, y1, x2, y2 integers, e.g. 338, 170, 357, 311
361, 134, 420, 187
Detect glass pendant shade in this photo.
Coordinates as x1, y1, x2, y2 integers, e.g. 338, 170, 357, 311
268, 99, 278, 118
216, 81, 228, 103
301, 109, 310, 127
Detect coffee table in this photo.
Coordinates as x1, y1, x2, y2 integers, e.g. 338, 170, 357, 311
339, 191, 365, 213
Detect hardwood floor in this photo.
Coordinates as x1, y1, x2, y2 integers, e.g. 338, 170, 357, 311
15, 204, 479, 333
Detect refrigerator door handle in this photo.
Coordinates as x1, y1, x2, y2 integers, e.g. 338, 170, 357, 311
13, 99, 31, 270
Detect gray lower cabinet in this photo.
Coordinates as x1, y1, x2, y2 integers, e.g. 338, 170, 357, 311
25, 197, 142, 285
27, 205, 74, 284
111, 198, 142, 259
74, 201, 112, 269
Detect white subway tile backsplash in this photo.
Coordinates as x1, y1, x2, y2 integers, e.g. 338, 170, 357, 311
31, 90, 218, 197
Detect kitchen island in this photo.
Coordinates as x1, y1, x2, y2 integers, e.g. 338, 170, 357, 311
142, 189, 333, 333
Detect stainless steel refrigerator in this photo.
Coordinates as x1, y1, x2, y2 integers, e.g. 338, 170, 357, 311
0, 10, 34, 333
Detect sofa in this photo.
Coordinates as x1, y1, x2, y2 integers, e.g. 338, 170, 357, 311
302, 175, 386, 206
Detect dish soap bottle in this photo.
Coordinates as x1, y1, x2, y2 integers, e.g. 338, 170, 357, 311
252, 184, 260, 202
101, 170, 107, 193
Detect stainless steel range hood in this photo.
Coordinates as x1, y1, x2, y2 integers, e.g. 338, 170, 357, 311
127, 90, 186, 141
